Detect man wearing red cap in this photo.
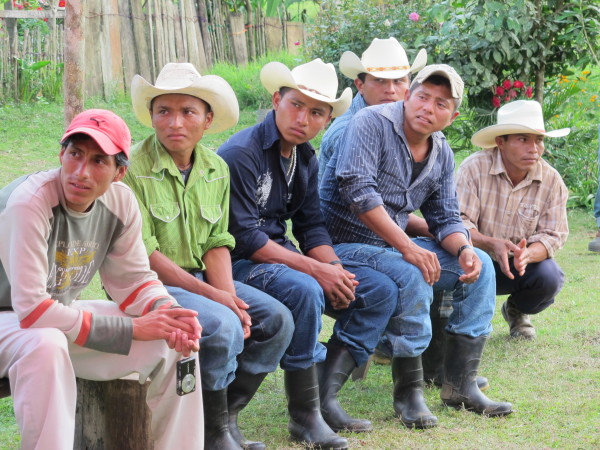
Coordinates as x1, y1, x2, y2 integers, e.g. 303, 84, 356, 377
0, 109, 204, 449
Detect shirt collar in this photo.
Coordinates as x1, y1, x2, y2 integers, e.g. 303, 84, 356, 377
150, 134, 217, 176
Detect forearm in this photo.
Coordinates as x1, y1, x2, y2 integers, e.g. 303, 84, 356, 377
440, 232, 471, 257
469, 228, 500, 254
202, 247, 236, 295
357, 206, 413, 252
250, 239, 322, 277
524, 242, 548, 263
149, 250, 218, 299
405, 213, 432, 238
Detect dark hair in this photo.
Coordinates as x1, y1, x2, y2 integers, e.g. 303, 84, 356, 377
409, 74, 461, 110
357, 72, 411, 83
278, 86, 292, 97
61, 134, 129, 167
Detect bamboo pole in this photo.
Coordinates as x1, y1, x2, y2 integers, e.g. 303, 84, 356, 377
130, 0, 152, 81
64, 0, 84, 126
196, 0, 213, 67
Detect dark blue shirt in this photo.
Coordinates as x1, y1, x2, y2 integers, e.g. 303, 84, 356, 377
218, 111, 333, 260
320, 101, 468, 246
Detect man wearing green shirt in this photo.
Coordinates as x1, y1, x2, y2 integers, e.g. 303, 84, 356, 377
124, 63, 293, 450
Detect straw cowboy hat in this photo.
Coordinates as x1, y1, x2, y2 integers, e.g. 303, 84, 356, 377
471, 100, 570, 149
131, 62, 239, 134
339, 37, 427, 80
260, 58, 352, 118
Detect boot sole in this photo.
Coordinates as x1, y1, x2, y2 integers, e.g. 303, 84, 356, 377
443, 401, 513, 417
289, 435, 348, 450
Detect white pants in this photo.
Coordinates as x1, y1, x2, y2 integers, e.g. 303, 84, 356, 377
0, 300, 203, 450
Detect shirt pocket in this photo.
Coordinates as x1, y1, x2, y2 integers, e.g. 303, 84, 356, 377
200, 205, 223, 224
517, 203, 540, 235
150, 202, 181, 223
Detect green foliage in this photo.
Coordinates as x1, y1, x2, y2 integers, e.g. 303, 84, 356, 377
208, 51, 307, 110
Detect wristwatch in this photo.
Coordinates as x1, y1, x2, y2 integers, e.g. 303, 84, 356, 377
456, 244, 473, 258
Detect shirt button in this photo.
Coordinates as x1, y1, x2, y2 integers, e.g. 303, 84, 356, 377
199, 170, 204, 176
166, 216, 170, 219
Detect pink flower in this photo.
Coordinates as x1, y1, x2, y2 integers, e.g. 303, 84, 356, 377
492, 96, 501, 108
508, 89, 518, 99
513, 80, 524, 89
525, 86, 533, 98
495, 86, 505, 96
502, 79, 512, 89
294, 41, 300, 46
409, 12, 420, 21
504, 96, 511, 102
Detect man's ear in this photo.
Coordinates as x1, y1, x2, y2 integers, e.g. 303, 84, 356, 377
354, 78, 364, 94
58, 147, 66, 163
204, 111, 214, 130
113, 165, 128, 183
272, 91, 281, 110
448, 110, 460, 126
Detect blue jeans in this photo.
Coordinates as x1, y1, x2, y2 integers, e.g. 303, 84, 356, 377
165, 272, 294, 391
232, 260, 327, 371
334, 237, 496, 358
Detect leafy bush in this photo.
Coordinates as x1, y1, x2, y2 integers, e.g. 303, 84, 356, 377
208, 51, 307, 110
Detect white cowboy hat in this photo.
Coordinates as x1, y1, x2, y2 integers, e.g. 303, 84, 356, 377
131, 62, 239, 134
471, 100, 571, 148
260, 58, 352, 118
339, 37, 427, 80
411, 64, 464, 105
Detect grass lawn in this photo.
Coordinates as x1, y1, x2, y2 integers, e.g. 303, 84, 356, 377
0, 101, 599, 449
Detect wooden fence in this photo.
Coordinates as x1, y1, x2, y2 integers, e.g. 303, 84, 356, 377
0, 0, 306, 100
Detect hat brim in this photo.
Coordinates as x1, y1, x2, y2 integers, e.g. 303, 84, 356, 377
339, 48, 427, 80
61, 126, 123, 156
131, 74, 239, 134
471, 123, 571, 148
260, 62, 352, 118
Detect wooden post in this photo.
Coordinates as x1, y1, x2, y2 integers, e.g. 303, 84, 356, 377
285, 21, 303, 55
196, 0, 213, 67
64, 0, 84, 127
229, 12, 248, 66
84, 0, 103, 97
119, 0, 138, 92
130, 0, 152, 81
265, 17, 283, 53
244, 0, 255, 61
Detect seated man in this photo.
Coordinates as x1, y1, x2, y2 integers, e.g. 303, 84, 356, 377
457, 100, 570, 339
218, 59, 398, 446
320, 65, 513, 428
124, 63, 293, 449
0, 110, 202, 449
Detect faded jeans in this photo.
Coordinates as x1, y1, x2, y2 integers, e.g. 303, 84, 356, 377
333, 237, 496, 358
165, 271, 293, 391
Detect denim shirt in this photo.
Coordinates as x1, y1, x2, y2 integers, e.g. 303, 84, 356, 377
218, 111, 332, 260
320, 101, 468, 247
318, 93, 367, 184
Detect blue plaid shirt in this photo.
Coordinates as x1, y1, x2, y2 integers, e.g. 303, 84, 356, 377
320, 101, 468, 247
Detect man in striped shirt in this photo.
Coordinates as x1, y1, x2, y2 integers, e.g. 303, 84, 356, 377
321, 65, 513, 426
457, 100, 570, 340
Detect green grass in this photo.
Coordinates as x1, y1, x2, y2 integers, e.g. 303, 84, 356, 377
1, 102, 599, 448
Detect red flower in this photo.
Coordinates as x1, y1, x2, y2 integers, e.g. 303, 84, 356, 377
508, 89, 518, 99
495, 86, 505, 96
36, 6, 42, 10
492, 96, 501, 108
504, 96, 510, 102
502, 80, 512, 89
525, 86, 533, 98
513, 80, 524, 89
58, 0, 65, 6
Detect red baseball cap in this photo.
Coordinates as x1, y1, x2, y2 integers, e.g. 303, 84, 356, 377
61, 109, 131, 158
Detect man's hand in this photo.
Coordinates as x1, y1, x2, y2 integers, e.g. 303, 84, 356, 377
401, 241, 441, 285
133, 308, 201, 357
457, 248, 482, 284
512, 238, 529, 276
313, 263, 358, 310
210, 289, 252, 339
489, 238, 522, 279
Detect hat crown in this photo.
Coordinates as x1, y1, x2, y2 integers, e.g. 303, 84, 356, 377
153, 62, 202, 90
291, 59, 339, 100
497, 100, 545, 131
361, 37, 409, 69
412, 64, 464, 101
65, 109, 131, 156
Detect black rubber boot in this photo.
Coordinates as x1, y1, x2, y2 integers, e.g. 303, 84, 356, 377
203, 388, 243, 449
227, 371, 268, 450
424, 292, 490, 391
318, 341, 373, 432
441, 333, 513, 416
285, 365, 348, 449
392, 356, 438, 429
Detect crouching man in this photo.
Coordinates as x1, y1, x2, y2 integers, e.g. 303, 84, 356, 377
0, 110, 203, 449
